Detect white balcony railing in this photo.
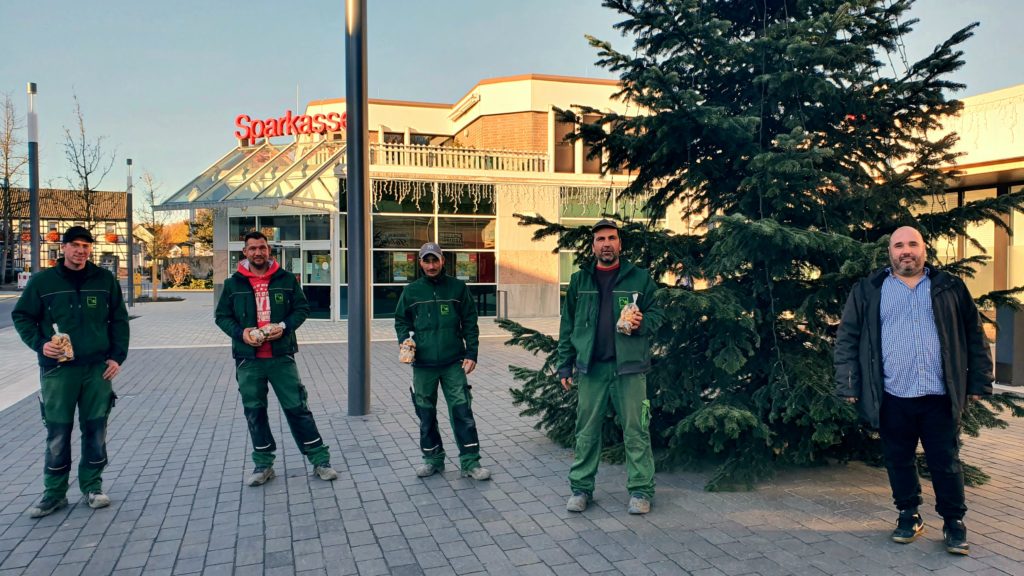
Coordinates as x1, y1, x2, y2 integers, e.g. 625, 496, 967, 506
369, 142, 547, 173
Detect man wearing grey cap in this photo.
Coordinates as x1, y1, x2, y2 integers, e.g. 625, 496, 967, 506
394, 242, 490, 480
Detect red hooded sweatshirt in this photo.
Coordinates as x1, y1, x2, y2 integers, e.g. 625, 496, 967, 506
237, 258, 280, 358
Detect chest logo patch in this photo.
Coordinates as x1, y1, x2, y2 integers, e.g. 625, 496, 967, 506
86, 296, 98, 308
440, 303, 451, 315
274, 293, 284, 303
617, 296, 629, 308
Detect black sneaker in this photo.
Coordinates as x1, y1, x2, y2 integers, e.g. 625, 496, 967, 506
891, 509, 924, 543
943, 519, 970, 555
27, 496, 68, 518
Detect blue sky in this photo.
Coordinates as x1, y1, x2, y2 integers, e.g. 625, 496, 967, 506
2, 0, 1021, 198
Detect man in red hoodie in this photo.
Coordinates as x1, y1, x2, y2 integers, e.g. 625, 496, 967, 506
215, 231, 337, 486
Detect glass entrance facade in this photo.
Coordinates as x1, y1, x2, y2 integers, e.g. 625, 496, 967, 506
227, 178, 498, 319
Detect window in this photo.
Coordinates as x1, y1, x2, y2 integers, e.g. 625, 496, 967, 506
260, 215, 300, 241
229, 217, 256, 241
105, 223, 116, 235
303, 214, 331, 240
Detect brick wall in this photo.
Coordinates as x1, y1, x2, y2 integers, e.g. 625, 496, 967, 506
455, 112, 548, 152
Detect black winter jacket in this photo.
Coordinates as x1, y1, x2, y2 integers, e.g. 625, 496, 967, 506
834, 268, 993, 428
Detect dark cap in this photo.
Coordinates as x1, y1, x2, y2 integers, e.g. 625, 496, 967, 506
62, 226, 94, 244
591, 219, 619, 234
418, 242, 443, 260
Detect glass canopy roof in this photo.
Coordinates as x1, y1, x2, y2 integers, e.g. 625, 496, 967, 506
160, 141, 346, 212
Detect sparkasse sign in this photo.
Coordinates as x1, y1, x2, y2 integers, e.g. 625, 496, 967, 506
234, 110, 347, 141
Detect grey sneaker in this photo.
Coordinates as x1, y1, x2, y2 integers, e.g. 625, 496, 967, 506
314, 464, 338, 481
415, 463, 441, 478
461, 466, 491, 481
628, 493, 651, 515
27, 496, 67, 518
86, 492, 111, 509
566, 491, 590, 513
246, 466, 275, 486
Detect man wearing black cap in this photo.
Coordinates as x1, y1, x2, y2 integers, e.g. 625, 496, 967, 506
558, 219, 664, 514
394, 242, 490, 480
13, 226, 130, 518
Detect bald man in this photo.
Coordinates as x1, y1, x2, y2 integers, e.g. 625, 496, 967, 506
835, 226, 993, 555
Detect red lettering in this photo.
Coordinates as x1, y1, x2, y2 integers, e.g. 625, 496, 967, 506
326, 112, 343, 132
234, 110, 346, 139
234, 114, 252, 140
311, 113, 326, 133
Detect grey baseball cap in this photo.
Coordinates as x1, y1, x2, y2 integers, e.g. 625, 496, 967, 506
418, 242, 443, 260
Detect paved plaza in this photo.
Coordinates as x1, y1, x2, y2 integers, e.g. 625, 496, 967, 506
0, 292, 1022, 575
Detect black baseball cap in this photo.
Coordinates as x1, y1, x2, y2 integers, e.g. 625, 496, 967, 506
591, 219, 619, 233
62, 226, 94, 244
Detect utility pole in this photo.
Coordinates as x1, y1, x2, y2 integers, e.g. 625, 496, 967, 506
345, 0, 371, 416
126, 159, 134, 306
27, 83, 40, 273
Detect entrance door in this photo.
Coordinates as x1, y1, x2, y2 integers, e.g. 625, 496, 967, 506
272, 244, 302, 283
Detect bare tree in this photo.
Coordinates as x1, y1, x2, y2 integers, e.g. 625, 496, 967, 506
1, 93, 28, 285
62, 94, 116, 236
135, 171, 173, 299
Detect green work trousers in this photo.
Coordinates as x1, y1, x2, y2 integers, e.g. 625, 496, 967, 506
411, 362, 481, 471
39, 363, 115, 500
236, 356, 330, 468
568, 360, 655, 499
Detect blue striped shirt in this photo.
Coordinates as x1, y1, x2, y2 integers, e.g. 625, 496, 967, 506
880, 268, 946, 397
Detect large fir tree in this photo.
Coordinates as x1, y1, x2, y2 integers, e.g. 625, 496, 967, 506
505, 0, 1024, 490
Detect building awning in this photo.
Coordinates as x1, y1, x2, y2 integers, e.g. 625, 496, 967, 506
159, 140, 346, 212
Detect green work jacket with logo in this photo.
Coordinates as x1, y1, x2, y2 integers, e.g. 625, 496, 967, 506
394, 273, 479, 368
13, 259, 130, 369
557, 260, 664, 379
215, 266, 309, 359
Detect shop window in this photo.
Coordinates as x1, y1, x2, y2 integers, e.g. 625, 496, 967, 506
372, 251, 419, 284
372, 285, 406, 318
372, 216, 433, 249
229, 217, 257, 241
304, 250, 331, 284
260, 215, 301, 241
560, 187, 613, 218
437, 218, 495, 249
303, 285, 331, 320
468, 285, 497, 317
372, 180, 432, 213
444, 251, 495, 283
437, 183, 495, 215
303, 214, 331, 240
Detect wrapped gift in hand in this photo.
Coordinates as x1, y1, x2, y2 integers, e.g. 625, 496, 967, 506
616, 293, 640, 335
399, 332, 416, 363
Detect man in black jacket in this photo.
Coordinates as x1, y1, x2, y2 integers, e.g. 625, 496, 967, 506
835, 226, 993, 555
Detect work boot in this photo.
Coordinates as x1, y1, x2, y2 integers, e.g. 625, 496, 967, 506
943, 519, 970, 555
415, 463, 441, 478
891, 509, 924, 543
460, 466, 491, 481
86, 492, 111, 509
314, 464, 338, 481
566, 491, 590, 513
246, 466, 275, 486
27, 496, 67, 518
628, 493, 651, 515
